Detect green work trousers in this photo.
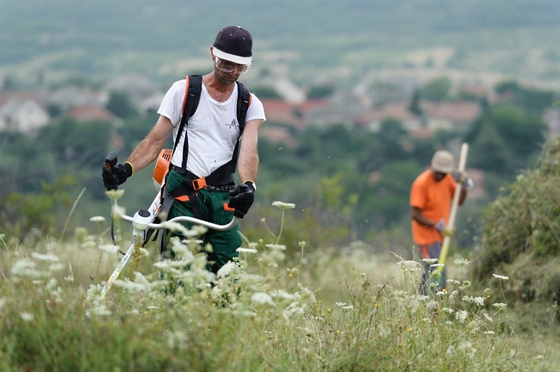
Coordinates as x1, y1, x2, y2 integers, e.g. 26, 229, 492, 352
165, 170, 241, 273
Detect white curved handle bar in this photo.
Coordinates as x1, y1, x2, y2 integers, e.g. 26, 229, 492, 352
113, 199, 238, 232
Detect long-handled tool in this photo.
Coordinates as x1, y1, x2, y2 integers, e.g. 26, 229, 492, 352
87, 151, 238, 317
437, 143, 469, 283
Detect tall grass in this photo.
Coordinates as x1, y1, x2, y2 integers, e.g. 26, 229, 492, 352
0, 195, 557, 371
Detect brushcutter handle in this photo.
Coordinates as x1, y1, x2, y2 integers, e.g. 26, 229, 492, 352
105, 151, 118, 172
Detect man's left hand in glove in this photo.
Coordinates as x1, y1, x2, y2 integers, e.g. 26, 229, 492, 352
228, 181, 256, 218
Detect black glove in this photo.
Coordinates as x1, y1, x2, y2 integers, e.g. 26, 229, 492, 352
102, 162, 133, 190
228, 181, 256, 218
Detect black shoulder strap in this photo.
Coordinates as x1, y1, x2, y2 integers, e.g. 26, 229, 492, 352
172, 76, 251, 177
236, 81, 251, 134
175, 74, 202, 170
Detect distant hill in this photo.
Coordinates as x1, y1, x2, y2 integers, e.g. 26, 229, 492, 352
1, 1, 557, 88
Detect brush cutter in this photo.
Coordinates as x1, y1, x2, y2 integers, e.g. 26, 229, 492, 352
86, 150, 238, 317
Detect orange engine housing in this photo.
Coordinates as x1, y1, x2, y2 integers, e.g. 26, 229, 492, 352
153, 149, 172, 189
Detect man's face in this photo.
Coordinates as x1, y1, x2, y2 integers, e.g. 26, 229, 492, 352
432, 170, 447, 182
213, 56, 250, 86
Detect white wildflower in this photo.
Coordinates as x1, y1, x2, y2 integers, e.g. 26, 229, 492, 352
106, 189, 125, 200
282, 302, 305, 321
98, 244, 120, 254
442, 307, 454, 314
90, 304, 112, 316
492, 274, 509, 281
484, 331, 495, 335
154, 259, 191, 269
270, 290, 299, 300
265, 244, 286, 250
335, 302, 346, 307
483, 312, 493, 322
397, 260, 421, 272
31, 252, 59, 262
342, 305, 354, 310
20, 312, 34, 322
455, 310, 468, 323
473, 296, 485, 306
436, 291, 446, 296
48, 263, 65, 272
454, 258, 471, 266
217, 261, 237, 278
422, 258, 438, 264
446, 346, 456, 356
492, 303, 507, 309
446, 279, 461, 285
162, 221, 198, 237
236, 247, 258, 254
272, 201, 296, 210
81, 241, 96, 249
251, 292, 275, 306
11, 258, 46, 277
114, 280, 149, 292
90, 216, 105, 222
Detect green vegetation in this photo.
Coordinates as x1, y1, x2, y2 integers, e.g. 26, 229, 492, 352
470, 136, 560, 327
1, 195, 558, 371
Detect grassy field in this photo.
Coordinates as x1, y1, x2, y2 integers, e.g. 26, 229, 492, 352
1, 193, 559, 371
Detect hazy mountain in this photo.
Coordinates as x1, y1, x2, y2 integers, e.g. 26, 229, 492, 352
1, 1, 557, 88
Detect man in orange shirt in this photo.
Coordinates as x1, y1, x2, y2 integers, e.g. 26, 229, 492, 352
410, 150, 473, 294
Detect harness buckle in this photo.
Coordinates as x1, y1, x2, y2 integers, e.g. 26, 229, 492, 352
192, 177, 207, 190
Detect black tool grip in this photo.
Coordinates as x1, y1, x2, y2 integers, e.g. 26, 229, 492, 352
105, 151, 118, 172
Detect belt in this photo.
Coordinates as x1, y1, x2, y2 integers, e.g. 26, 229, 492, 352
170, 165, 235, 191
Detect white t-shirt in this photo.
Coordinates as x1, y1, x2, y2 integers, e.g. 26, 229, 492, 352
157, 79, 266, 177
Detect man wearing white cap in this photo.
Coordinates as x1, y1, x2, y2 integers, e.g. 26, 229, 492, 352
102, 26, 266, 273
410, 150, 474, 294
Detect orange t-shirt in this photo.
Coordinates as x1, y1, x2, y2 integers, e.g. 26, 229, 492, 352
410, 169, 457, 246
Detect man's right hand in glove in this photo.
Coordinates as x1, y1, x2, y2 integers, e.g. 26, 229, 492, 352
228, 181, 256, 218
434, 218, 454, 237
102, 162, 133, 190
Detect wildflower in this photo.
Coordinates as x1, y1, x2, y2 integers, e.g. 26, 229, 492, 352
162, 221, 198, 237
11, 259, 46, 277
237, 247, 258, 254
106, 189, 125, 200
272, 201, 296, 210
397, 260, 421, 272
492, 274, 509, 281
90, 216, 106, 222
473, 297, 485, 306
20, 312, 34, 322
455, 310, 468, 323
459, 280, 471, 289
48, 263, 65, 272
64, 263, 74, 283
422, 258, 438, 264
454, 258, 471, 266
335, 302, 347, 307
442, 307, 454, 314
484, 331, 495, 335
114, 280, 149, 292
492, 303, 507, 309
98, 244, 120, 254
217, 261, 238, 278
31, 252, 60, 262
341, 305, 354, 310
482, 312, 493, 322
90, 304, 112, 316
265, 244, 286, 250
251, 292, 274, 305
81, 241, 96, 249
446, 279, 461, 285
270, 290, 298, 300
446, 346, 456, 356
